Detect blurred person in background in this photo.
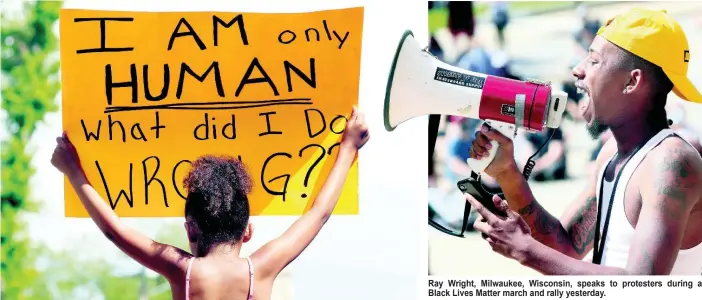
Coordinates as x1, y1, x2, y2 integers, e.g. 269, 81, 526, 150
514, 127, 568, 182
429, 117, 482, 232
666, 101, 702, 155
428, 1, 445, 61
491, 1, 510, 49
432, 1, 475, 64
443, 118, 486, 187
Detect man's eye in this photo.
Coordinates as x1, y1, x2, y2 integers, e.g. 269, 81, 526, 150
589, 60, 598, 65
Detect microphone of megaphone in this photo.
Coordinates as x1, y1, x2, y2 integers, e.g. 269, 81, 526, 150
383, 30, 568, 174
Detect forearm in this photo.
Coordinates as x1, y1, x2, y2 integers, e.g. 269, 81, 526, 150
308, 145, 357, 221
496, 169, 577, 256
259, 145, 357, 274
521, 239, 628, 275
67, 172, 123, 236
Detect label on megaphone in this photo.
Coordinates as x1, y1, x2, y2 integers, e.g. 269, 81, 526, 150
434, 67, 486, 90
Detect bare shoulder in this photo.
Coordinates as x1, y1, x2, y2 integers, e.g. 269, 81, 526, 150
642, 136, 702, 207
162, 244, 195, 281
249, 243, 279, 279
646, 136, 702, 179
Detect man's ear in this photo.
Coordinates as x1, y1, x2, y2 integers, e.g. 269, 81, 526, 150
624, 69, 643, 94
242, 223, 253, 243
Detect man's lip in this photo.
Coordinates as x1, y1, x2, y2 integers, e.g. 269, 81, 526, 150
574, 82, 588, 94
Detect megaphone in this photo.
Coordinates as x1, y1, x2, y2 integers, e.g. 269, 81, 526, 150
384, 30, 568, 174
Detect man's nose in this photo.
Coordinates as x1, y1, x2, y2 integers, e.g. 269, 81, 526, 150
572, 61, 585, 80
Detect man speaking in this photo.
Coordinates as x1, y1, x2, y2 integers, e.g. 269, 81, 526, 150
467, 8, 702, 275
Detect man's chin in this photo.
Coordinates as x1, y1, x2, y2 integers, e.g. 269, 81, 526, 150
586, 119, 609, 140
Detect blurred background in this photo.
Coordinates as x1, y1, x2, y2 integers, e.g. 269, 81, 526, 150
427, 1, 702, 276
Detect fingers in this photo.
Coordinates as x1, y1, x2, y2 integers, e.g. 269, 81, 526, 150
56, 136, 70, 150
515, 212, 531, 232
480, 124, 511, 146
471, 131, 492, 159
464, 193, 500, 226
356, 114, 365, 127
492, 195, 509, 213
475, 131, 492, 150
62, 132, 75, 148
473, 220, 491, 236
506, 206, 523, 221
469, 147, 479, 160
358, 131, 370, 148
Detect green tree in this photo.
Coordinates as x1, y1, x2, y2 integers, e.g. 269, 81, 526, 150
1, 1, 63, 298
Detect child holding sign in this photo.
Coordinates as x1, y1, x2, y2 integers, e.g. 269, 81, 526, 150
51, 107, 370, 300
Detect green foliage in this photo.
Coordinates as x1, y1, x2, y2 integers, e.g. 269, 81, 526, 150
428, 1, 578, 34
1, 1, 62, 298
0, 2, 219, 298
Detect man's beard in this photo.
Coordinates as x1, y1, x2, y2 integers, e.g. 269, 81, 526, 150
586, 118, 609, 139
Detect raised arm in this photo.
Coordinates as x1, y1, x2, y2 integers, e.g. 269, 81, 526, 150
254, 107, 369, 278
518, 140, 702, 275
471, 125, 616, 258
51, 134, 189, 282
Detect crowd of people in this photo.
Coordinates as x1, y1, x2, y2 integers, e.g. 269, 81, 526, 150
427, 1, 702, 233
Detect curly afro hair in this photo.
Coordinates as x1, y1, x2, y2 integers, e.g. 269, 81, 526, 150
183, 155, 253, 255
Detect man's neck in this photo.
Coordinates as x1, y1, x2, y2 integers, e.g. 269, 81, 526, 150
610, 117, 668, 157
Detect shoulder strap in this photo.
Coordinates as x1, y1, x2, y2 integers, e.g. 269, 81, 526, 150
595, 150, 616, 198
246, 257, 254, 300
185, 257, 195, 300
593, 129, 675, 264
612, 129, 676, 201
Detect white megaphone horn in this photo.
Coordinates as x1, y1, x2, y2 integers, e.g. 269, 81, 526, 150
383, 30, 568, 174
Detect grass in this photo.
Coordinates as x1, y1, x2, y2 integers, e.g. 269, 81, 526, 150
428, 1, 578, 34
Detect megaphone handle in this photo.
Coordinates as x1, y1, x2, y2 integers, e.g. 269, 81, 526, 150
467, 120, 515, 174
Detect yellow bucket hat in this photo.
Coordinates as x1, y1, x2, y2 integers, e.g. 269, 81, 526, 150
597, 8, 702, 103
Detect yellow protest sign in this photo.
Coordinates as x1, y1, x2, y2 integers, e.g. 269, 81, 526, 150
59, 7, 364, 217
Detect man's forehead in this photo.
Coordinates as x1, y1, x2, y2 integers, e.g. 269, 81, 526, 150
589, 36, 616, 55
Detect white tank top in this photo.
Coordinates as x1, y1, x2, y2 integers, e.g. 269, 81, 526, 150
595, 129, 702, 274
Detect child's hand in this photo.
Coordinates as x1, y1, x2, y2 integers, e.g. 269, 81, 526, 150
341, 106, 370, 151
51, 133, 84, 178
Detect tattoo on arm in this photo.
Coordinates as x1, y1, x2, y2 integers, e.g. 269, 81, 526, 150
518, 196, 598, 256
517, 202, 571, 250
634, 246, 658, 275
565, 196, 598, 255
630, 146, 698, 275
655, 148, 694, 219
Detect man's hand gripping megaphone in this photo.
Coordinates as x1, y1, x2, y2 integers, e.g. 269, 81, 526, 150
468, 122, 518, 181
